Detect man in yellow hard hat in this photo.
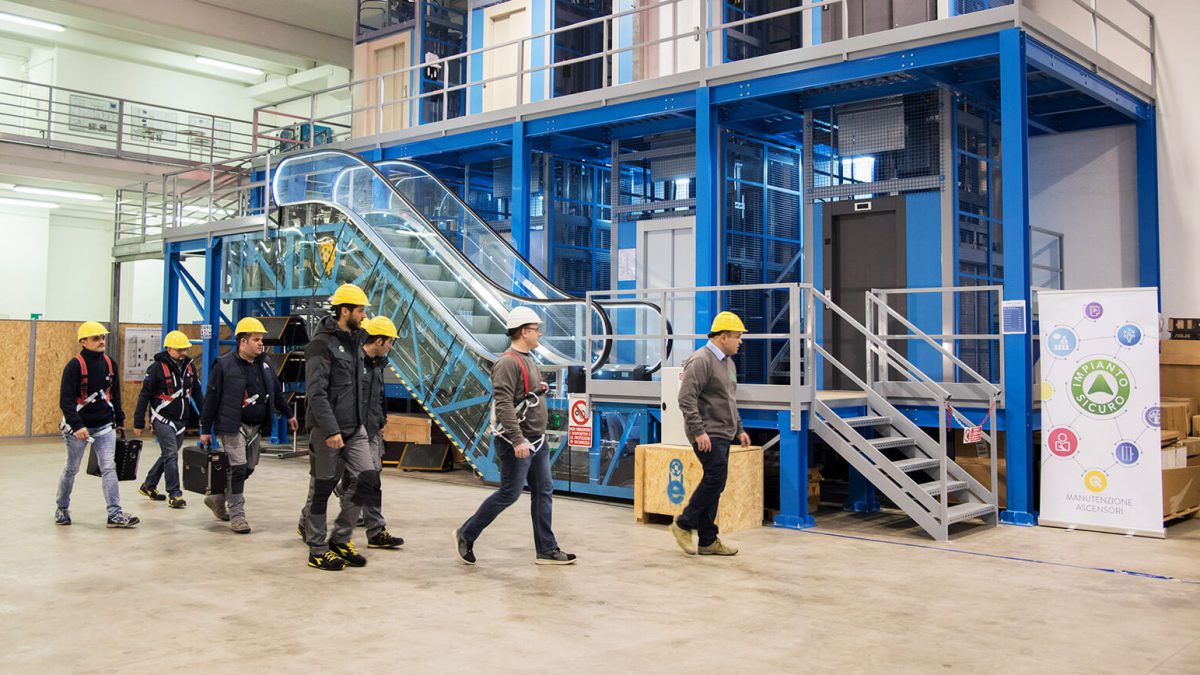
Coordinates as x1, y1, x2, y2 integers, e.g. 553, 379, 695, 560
299, 316, 404, 551
199, 317, 297, 534
668, 311, 751, 557
132, 330, 202, 509
54, 321, 138, 528
302, 283, 382, 571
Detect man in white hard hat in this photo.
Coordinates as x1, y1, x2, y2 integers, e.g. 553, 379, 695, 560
668, 311, 752, 557
454, 306, 576, 566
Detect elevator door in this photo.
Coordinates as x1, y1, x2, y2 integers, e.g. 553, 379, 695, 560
824, 198, 906, 390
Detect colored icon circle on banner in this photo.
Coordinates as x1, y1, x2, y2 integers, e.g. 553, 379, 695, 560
1084, 302, 1104, 320
1047, 427, 1079, 458
1143, 406, 1161, 428
1046, 327, 1078, 358
1113, 441, 1140, 466
1070, 358, 1132, 416
1041, 381, 1054, 401
1115, 323, 1143, 347
1083, 470, 1108, 493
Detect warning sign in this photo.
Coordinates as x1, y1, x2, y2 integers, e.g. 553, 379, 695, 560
568, 395, 592, 448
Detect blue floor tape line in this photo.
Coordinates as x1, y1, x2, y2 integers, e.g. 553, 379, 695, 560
800, 529, 1200, 586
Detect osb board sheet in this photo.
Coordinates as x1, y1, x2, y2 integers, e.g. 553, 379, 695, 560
0, 321, 31, 436
634, 443, 764, 533
1162, 466, 1200, 519
31, 322, 86, 435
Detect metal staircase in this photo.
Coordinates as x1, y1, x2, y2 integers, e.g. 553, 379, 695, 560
810, 289, 1000, 541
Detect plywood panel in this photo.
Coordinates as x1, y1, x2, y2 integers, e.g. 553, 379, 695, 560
32, 321, 87, 435
634, 443, 764, 533
0, 321, 31, 436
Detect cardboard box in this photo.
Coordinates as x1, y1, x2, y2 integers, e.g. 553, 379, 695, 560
954, 456, 1006, 508
1160, 402, 1190, 439
1161, 341, 1200, 409
1161, 430, 1182, 448
1161, 396, 1198, 425
1181, 437, 1200, 458
1163, 466, 1200, 519
1161, 448, 1179, 470
1193, 416, 1200, 437
382, 413, 431, 444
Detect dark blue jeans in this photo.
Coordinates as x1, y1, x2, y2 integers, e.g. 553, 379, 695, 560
676, 436, 731, 547
461, 436, 558, 554
142, 420, 183, 497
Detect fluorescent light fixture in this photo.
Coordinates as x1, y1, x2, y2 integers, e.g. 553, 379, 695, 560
13, 186, 103, 201
0, 196, 59, 209
0, 11, 65, 32
195, 56, 263, 76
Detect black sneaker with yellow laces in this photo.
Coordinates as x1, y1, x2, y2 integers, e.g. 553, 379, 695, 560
330, 540, 367, 567
139, 486, 166, 501
308, 551, 346, 571
367, 530, 404, 549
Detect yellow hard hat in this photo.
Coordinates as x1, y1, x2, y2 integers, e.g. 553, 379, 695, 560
234, 317, 267, 335
709, 311, 747, 334
365, 316, 398, 339
163, 330, 192, 350
330, 283, 370, 307
77, 321, 109, 341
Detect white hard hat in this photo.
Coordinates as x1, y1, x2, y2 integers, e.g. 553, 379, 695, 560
505, 306, 542, 331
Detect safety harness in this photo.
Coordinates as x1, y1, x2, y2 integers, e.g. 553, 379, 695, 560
151, 360, 198, 436
60, 354, 115, 438
490, 351, 546, 451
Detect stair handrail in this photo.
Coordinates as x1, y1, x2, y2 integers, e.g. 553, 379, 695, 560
865, 291, 1002, 400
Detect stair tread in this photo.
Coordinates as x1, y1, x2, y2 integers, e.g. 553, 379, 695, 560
844, 415, 891, 428
918, 479, 968, 495
945, 502, 996, 524
868, 436, 916, 450
892, 457, 939, 472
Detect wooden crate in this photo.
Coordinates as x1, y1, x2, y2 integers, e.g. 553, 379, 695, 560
633, 443, 764, 533
1163, 466, 1200, 521
382, 413, 431, 444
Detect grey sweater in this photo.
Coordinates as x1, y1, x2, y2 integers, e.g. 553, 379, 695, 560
492, 348, 547, 446
677, 344, 743, 443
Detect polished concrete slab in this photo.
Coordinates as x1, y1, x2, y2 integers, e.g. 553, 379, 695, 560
2, 437, 1198, 673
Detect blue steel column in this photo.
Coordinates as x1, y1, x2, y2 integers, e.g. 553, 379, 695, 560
999, 29, 1036, 526
162, 244, 180, 332
774, 410, 814, 529
1136, 109, 1160, 294
511, 121, 531, 260
695, 87, 718, 331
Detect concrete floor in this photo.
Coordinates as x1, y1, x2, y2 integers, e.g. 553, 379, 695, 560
3, 437, 1199, 674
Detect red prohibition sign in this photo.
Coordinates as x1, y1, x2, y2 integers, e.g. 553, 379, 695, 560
570, 400, 589, 425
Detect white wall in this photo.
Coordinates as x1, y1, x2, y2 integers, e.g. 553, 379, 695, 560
118, 256, 206, 325
0, 207, 51, 320
44, 214, 114, 322
1028, 125, 1139, 290
1144, 0, 1200, 319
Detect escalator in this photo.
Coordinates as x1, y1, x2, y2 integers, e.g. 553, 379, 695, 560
270, 149, 670, 481
376, 158, 672, 377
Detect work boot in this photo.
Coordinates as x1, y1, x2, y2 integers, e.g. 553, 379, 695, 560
204, 494, 229, 521
698, 539, 738, 556
330, 540, 367, 567
230, 516, 251, 534
54, 508, 71, 526
367, 530, 404, 549
106, 512, 140, 528
308, 551, 346, 571
138, 486, 166, 501
453, 528, 475, 565
535, 549, 578, 565
167, 495, 187, 509
668, 521, 697, 555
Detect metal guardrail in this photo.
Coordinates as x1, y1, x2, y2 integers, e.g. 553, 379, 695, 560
0, 75, 256, 167
253, 0, 1154, 151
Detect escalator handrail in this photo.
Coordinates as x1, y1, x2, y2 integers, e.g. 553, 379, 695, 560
271, 149, 615, 371
377, 158, 675, 370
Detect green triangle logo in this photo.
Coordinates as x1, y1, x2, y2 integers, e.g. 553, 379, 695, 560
1088, 374, 1114, 396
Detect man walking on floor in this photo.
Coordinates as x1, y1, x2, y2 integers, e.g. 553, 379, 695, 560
454, 306, 576, 566
199, 317, 297, 534
668, 311, 752, 557
297, 315, 403, 550
54, 321, 139, 528
302, 283, 383, 571
133, 330, 202, 509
